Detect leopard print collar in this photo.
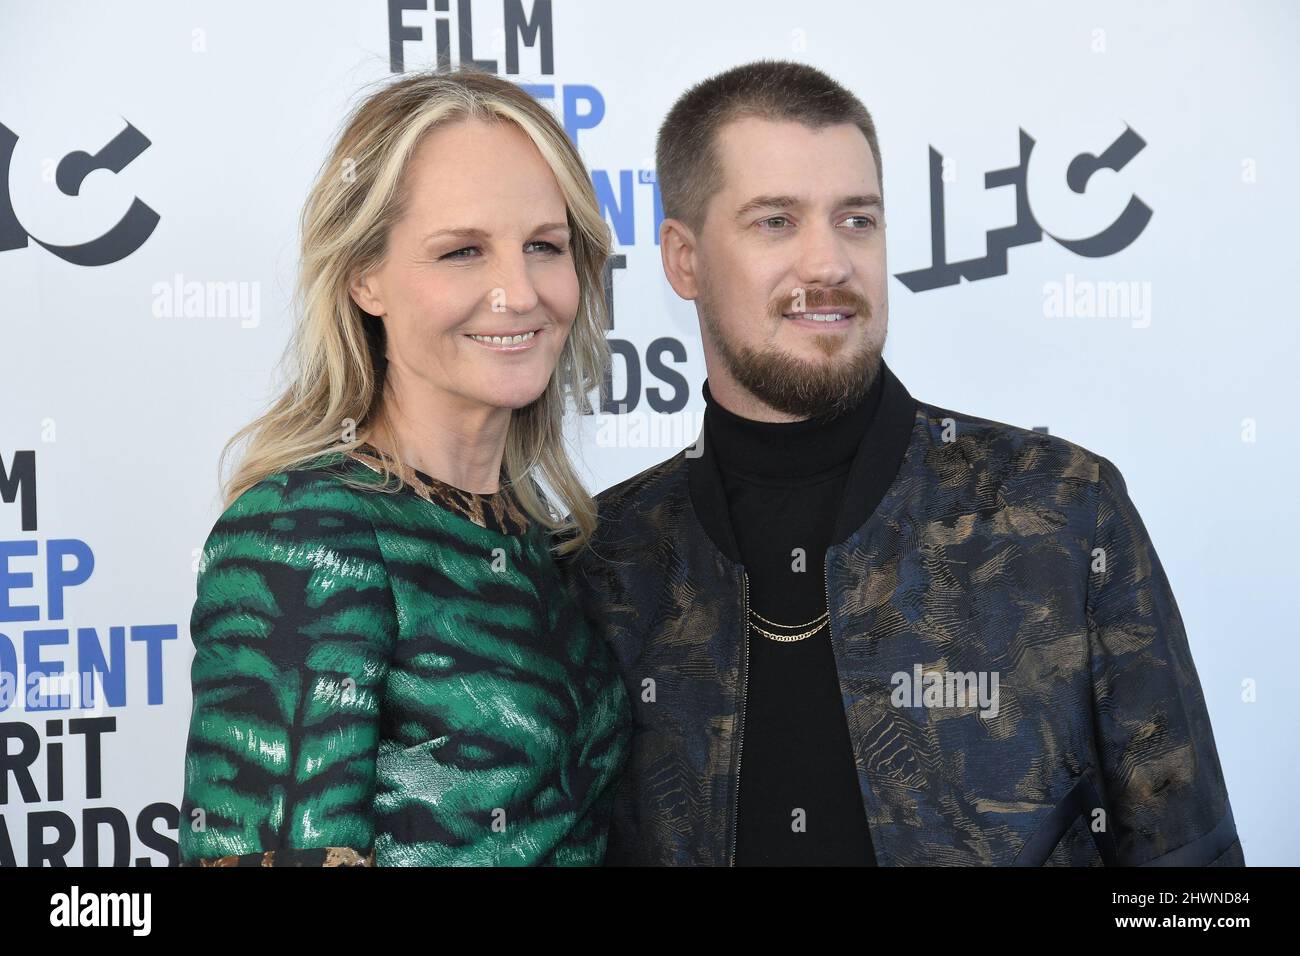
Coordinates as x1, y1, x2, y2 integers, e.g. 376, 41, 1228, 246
345, 442, 531, 536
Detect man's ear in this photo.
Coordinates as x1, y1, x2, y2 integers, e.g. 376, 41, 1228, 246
659, 218, 700, 301
348, 270, 385, 317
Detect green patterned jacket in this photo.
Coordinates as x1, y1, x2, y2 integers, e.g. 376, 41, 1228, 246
178, 443, 631, 866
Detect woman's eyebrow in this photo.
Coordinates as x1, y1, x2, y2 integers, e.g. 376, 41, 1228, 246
422, 226, 490, 243
422, 222, 570, 243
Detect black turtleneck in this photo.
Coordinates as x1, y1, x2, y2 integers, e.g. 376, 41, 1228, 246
702, 371, 883, 866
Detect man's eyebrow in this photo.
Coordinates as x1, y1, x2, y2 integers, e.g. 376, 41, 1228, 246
841, 194, 883, 211
421, 222, 571, 243
733, 193, 884, 222
734, 195, 797, 221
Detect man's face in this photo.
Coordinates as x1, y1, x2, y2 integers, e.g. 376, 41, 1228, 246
680, 117, 888, 420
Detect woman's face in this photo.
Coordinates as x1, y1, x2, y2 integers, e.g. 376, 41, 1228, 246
350, 118, 580, 415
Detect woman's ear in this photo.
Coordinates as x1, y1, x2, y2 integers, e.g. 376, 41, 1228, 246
348, 271, 385, 317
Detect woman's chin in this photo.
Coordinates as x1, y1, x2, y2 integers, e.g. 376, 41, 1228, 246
480, 379, 552, 411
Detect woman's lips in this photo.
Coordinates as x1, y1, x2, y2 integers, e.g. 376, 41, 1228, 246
464, 328, 542, 351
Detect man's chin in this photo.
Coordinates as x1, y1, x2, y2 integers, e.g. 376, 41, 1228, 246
729, 346, 882, 419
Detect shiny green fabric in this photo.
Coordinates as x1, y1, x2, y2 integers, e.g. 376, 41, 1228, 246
178, 454, 631, 866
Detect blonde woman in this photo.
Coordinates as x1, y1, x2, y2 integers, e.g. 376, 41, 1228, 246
177, 68, 631, 866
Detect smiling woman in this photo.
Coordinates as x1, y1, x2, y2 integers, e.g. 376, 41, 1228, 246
177, 69, 631, 867
346, 118, 588, 437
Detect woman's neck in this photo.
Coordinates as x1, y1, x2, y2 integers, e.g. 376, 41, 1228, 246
363, 388, 511, 495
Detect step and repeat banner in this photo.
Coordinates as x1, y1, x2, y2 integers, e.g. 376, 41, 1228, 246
1, 0, 1296, 866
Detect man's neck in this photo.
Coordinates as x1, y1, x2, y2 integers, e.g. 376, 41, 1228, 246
702, 370, 809, 423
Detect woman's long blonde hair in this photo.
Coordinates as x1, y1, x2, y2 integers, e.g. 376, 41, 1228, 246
218, 68, 611, 556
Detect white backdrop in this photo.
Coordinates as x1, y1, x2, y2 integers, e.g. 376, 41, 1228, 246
1, 0, 1295, 866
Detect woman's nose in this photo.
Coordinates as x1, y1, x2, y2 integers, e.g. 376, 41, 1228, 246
488, 254, 541, 316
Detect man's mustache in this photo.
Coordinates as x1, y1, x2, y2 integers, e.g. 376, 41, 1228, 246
775, 289, 871, 317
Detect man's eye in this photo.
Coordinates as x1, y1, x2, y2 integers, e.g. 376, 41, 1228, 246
759, 216, 791, 229
440, 246, 479, 260
845, 216, 878, 229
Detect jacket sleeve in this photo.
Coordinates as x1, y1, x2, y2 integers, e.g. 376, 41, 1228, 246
1086, 455, 1244, 866
178, 471, 397, 866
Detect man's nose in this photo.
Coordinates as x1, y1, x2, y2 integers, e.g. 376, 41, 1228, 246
795, 223, 853, 288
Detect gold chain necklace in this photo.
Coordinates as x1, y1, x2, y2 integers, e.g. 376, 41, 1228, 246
749, 618, 828, 642
747, 605, 830, 643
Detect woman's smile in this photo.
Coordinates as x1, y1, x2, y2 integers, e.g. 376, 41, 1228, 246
464, 326, 544, 351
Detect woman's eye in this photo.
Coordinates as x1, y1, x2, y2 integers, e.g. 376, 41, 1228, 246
441, 241, 565, 261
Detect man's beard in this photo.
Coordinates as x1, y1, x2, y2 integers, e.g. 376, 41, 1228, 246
699, 291, 884, 421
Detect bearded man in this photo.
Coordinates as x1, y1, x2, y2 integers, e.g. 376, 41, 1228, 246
564, 59, 1242, 868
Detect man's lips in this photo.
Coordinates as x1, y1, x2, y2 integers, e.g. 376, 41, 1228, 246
781, 310, 857, 322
